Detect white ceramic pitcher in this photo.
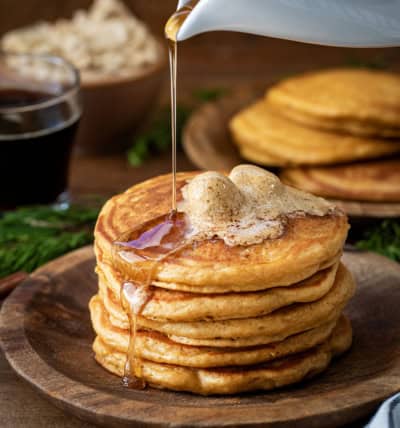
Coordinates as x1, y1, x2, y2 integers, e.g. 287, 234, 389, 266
175, 0, 400, 47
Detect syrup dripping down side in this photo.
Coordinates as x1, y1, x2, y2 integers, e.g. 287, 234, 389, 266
114, 212, 192, 389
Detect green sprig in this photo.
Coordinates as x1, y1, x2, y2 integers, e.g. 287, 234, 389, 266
127, 87, 227, 167
355, 219, 400, 262
0, 205, 99, 278
345, 54, 390, 70
127, 105, 191, 167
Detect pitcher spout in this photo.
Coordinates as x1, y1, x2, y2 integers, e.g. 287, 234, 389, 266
173, 0, 400, 47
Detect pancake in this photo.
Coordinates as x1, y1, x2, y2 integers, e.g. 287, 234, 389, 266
90, 294, 341, 368
281, 159, 400, 202
145, 264, 354, 346
97, 260, 339, 323
266, 68, 400, 137
95, 172, 349, 292
92, 315, 352, 395
238, 144, 287, 167
229, 101, 400, 166
98, 263, 354, 346
97, 245, 340, 296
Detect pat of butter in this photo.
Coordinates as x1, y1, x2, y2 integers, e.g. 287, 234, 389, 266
179, 165, 334, 246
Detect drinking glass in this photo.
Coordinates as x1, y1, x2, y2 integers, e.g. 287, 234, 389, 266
0, 52, 82, 209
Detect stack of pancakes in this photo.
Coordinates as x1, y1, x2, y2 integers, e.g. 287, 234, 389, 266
230, 69, 400, 202
90, 171, 355, 395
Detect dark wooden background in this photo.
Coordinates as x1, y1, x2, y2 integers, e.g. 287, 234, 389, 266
1, 0, 399, 93
0, 1, 399, 426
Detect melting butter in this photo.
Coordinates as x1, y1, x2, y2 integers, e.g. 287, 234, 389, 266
179, 165, 334, 246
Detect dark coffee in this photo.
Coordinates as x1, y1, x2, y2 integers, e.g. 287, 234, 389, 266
0, 88, 80, 209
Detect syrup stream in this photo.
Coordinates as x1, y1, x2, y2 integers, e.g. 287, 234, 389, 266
168, 39, 178, 211
116, 1, 199, 390
165, 0, 198, 210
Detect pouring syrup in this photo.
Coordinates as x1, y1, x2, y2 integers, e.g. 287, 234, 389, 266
114, 0, 200, 389
114, 212, 193, 388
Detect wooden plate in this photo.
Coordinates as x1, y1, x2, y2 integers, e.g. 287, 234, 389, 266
1, 246, 400, 427
183, 90, 400, 218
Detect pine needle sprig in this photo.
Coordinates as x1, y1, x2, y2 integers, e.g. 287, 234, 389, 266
0, 205, 99, 278
355, 219, 400, 262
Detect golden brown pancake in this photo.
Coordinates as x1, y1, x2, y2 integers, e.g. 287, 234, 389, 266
266, 68, 400, 137
229, 100, 400, 167
95, 173, 349, 292
92, 169, 354, 394
238, 144, 287, 167
96, 263, 354, 347
281, 160, 400, 202
92, 315, 352, 395
142, 264, 354, 346
97, 260, 339, 323
90, 294, 340, 368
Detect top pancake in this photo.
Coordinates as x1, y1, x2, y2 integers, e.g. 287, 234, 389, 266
281, 159, 400, 202
229, 101, 400, 166
95, 172, 348, 291
266, 68, 400, 137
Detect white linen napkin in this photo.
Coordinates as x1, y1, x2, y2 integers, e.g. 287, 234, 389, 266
366, 393, 400, 428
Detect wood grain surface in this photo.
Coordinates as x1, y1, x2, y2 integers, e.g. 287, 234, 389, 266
1, 246, 400, 427
183, 91, 400, 218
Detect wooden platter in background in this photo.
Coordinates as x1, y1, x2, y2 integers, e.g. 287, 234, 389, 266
1, 246, 400, 427
331, 199, 400, 218
183, 90, 400, 218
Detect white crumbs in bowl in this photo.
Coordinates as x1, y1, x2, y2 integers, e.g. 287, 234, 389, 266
1, 0, 162, 81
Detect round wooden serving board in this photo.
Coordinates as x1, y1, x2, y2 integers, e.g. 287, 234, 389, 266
183, 90, 400, 218
1, 246, 400, 427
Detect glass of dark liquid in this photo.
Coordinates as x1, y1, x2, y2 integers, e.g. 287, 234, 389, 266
0, 52, 81, 209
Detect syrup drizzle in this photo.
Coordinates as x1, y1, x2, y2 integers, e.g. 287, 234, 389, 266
114, 212, 192, 388
114, 1, 200, 390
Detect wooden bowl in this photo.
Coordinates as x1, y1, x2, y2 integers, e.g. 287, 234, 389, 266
75, 42, 168, 155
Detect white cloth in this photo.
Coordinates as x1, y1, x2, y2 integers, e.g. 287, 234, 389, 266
366, 393, 400, 428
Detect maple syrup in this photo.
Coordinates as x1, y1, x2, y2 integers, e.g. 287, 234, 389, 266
114, 1, 200, 390
165, 0, 199, 210
113, 212, 193, 388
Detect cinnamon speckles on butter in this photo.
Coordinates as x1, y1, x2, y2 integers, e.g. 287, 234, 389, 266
179, 165, 335, 246
182, 172, 244, 223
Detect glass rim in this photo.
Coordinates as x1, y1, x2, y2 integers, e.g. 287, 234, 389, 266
0, 51, 81, 113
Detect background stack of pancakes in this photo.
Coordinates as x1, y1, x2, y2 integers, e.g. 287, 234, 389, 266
230, 69, 400, 203
90, 171, 355, 395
